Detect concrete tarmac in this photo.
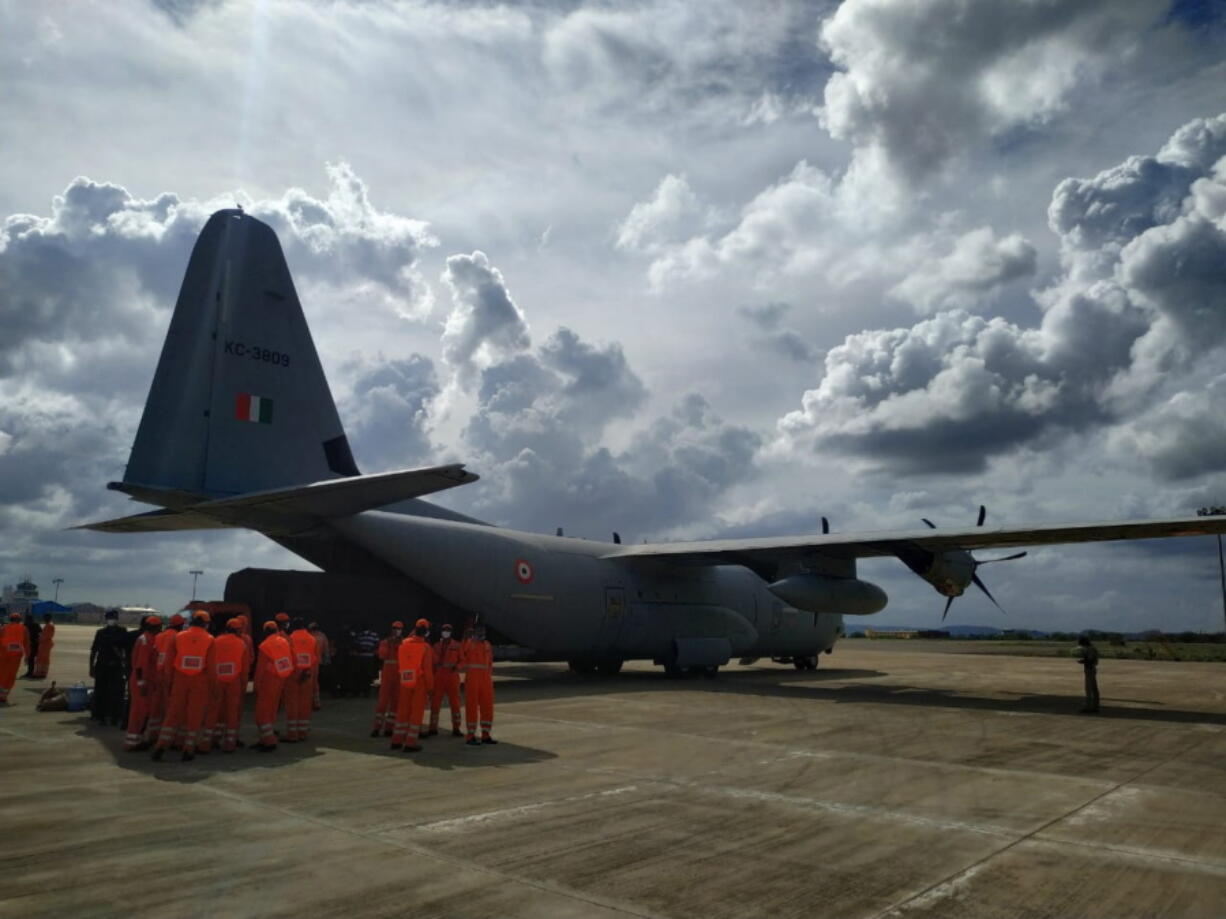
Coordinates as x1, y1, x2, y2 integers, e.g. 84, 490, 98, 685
2, 627, 1225, 918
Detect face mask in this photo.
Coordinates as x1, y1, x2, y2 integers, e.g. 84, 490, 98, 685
441, 630, 451, 639
392, 629, 402, 637
415, 627, 428, 637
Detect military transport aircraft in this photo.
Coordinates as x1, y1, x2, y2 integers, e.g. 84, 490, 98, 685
80, 210, 1226, 675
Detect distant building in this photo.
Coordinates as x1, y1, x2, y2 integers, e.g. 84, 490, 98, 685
865, 629, 920, 639
2, 577, 40, 614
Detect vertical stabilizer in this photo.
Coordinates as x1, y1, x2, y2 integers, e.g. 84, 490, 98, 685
124, 209, 359, 497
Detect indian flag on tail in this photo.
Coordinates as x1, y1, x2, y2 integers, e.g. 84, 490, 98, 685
235, 393, 274, 424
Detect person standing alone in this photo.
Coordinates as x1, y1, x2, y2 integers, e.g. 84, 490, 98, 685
1076, 635, 1100, 714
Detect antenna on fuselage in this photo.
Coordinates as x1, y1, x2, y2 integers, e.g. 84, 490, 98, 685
556, 526, 564, 537
613, 532, 621, 544
821, 517, 829, 535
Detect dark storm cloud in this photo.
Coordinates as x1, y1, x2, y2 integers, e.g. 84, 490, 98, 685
779, 114, 1226, 476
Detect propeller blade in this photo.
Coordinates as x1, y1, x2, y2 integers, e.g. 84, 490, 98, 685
971, 573, 1005, 613
976, 505, 986, 527
922, 518, 937, 529
975, 551, 1027, 565
941, 595, 955, 622
821, 516, 829, 535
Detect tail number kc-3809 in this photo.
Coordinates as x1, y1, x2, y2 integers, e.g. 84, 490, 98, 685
224, 340, 291, 367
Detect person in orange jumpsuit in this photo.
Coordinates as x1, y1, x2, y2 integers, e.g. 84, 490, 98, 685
285, 618, 318, 742
275, 611, 290, 635
32, 613, 54, 679
391, 619, 434, 752
309, 621, 329, 711
370, 620, 404, 737
428, 622, 463, 737
152, 612, 215, 762
210, 619, 250, 752
124, 616, 162, 751
254, 621, 293, 752
148, 613, 185, 745
0, 611, 29, 706
462, 623, 497, 745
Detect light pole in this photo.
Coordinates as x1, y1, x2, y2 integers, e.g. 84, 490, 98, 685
1196, 507, 1226, 634
189, 570, 204, 601
52, 578, 63, 603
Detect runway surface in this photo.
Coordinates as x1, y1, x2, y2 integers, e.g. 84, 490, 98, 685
2, 627, 1225, 918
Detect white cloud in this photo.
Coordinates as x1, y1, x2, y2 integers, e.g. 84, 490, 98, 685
890, 226, 1037, 313
440, 250, 532, 379
819, 0, 1169, 184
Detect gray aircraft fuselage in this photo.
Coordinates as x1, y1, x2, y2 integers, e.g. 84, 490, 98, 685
333, 511, 845, 663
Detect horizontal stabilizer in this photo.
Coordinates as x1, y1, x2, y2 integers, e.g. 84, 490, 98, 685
76, 508, 237, 533
191, 463, 477, 518
77, 464, 478, 533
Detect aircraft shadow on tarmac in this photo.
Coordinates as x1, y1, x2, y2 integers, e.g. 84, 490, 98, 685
494, 664, 1226, 726
64, 704, 555, 785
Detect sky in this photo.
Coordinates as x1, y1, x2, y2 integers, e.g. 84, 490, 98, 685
2, 0, 1225, 632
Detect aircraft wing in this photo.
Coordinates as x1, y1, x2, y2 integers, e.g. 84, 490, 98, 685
601, 515, 1226, 568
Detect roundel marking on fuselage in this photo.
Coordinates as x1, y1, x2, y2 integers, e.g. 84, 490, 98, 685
515, 559, 534, 584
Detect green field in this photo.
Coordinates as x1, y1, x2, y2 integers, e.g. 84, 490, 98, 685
843, 637, 1226, 662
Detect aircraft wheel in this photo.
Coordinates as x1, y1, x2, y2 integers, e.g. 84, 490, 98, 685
663, 662, 685, 678
568, 659, 596, 675
793, 656, 817, 671
701, 665, 719, 679
596, 658, 624, 676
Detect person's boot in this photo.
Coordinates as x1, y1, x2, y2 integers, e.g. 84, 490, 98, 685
404, 743, 422, 752
151, 747, 165, 761
452, 727, 463, 737
370, 728, 380, 738
425, 727, 439, 737
481, 734, 498, 745
181, 749, 195, 762
466, 736, 481, 746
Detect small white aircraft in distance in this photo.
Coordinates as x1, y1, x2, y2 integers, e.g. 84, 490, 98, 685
80, 210, 1226, 675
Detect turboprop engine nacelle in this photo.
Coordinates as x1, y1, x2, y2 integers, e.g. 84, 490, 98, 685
922, 550, 975, 598
767, 574, 888, 616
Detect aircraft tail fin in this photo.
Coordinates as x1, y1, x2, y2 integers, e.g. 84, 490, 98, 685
122, 209, 359, 499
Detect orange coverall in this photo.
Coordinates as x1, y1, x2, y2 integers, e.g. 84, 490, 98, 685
255, 633, 293, 748
372, 634, 402, 734
211, 633, 250, 752
391, 637, 434, 749
148, 625, 181, 743
0, 621, 29, 704
32, 622, 54, 678
154, 626, 215, 755
285, 629, 318, 741
124, 630, 156, 750
461, 638, 495, 741
429, 636, 462, 733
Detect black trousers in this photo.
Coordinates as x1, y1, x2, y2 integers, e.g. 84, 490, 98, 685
92, 666, 126, 724
1083, 668, 1100, 710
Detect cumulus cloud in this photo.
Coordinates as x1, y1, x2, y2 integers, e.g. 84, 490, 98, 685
778, 113, 1226, 475
1109, 377, 1226, 481
819, 0, 1168, 183
615, 173, 708, 253
441, 250, 531, 379
890, 226, 1037, 313
343, 354, 440, 471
